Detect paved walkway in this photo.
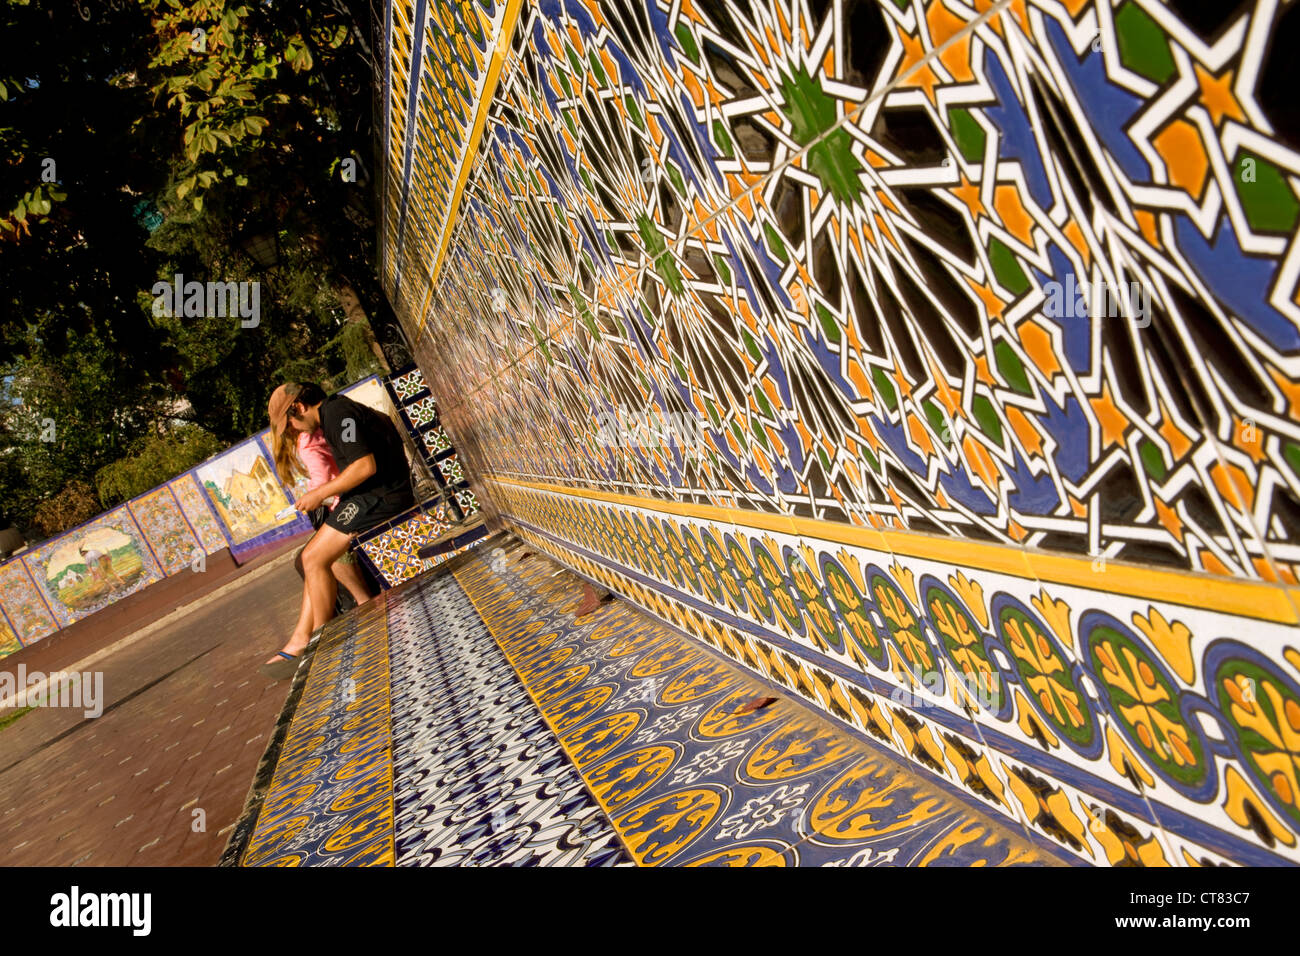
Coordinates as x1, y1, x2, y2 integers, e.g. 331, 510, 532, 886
0, 556, 305, 866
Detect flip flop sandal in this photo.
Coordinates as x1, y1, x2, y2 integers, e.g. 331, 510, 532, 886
259, 651, 302, 681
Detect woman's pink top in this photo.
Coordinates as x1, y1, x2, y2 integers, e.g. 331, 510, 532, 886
297, 429, 340, 509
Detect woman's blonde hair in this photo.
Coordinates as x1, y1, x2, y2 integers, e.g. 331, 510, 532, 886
271, 425, 306, 485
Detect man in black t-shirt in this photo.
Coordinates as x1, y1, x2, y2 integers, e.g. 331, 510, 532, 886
261, 382, 414, 676
313, 391, 413, 533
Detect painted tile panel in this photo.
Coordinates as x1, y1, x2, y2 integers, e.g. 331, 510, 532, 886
129, 486, 203, 576
168, 473, 229, 553
21, 506, 162, 629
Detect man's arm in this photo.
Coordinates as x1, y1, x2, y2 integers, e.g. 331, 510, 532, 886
296, 454, 375, 511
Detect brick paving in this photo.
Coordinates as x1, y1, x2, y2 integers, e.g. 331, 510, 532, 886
0, 557, 306, 866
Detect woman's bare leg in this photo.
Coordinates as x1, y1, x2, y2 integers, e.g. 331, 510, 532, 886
330, 559, 373, 605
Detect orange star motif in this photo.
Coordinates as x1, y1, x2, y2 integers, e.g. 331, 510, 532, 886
891, 360, 914, 403
1017, 319, 1062, 381
896, 29, 940, 104
951, 174, 988, 220
1089, 382, 1129, 450
1007, 406, 1045, 458
1232, 414, 1267, 464
885, 483, 905, 512
1267, 366, 1300, 419
908, 413, 937, 458
928, 357, 963, 419
1156, 400, 1194, 462
1154, 497, 1185, 544
1194, 63, 1246, 129
966, 277, 1008, 322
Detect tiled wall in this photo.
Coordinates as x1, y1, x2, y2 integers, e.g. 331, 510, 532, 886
355, 366, 485, 587
377, 1, 1300, 865
0, 478, 229, 655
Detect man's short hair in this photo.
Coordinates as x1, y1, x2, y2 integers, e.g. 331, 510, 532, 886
290, 382, 327, 407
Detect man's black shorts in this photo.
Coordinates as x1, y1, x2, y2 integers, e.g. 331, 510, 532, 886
324, 487, 415, 536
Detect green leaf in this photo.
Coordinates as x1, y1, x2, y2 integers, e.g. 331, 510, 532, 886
284, 35, 313, 72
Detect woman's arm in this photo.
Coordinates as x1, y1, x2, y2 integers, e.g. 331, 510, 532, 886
297, 432, 340, 490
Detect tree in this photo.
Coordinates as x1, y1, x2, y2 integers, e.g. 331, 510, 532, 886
144, 0, 390, 366
95, 426, 224, 506
0, 0, 394, 533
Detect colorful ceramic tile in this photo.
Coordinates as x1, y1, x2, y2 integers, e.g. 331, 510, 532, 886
401, 394, 439, 429
194, 439, 297, 546
22, 507, 162, 628
0, 614, 20, 658
241, 609, 396, 866
488, 481, 1300, 864
0, 558, 56, 648
389, 366, 429, 402
128, 486, 203, 576
421, 426, 453, 459
387, 572, 631, 866
374, 0, 1300, 867
453, 543, 1053, 866
435, 454, 464, 485
168, 473, 228, 553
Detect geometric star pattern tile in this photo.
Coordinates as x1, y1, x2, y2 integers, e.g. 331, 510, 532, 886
377, 0, 1300, 865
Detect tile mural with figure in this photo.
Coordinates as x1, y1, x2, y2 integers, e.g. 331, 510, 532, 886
25, 508, 161, 627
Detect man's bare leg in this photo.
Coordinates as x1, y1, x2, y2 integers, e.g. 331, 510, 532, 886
303, 525, 354, 638
266, 586, 318, 665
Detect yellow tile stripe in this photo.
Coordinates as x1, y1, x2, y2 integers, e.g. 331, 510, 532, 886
241, 609, 396, 866
417, 0, 525, 333
486, 476, 1300, 624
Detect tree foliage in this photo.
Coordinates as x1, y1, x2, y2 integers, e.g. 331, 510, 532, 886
0, 0, 392, 536
95, 426, 224, 506
30, 479, 101, 539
